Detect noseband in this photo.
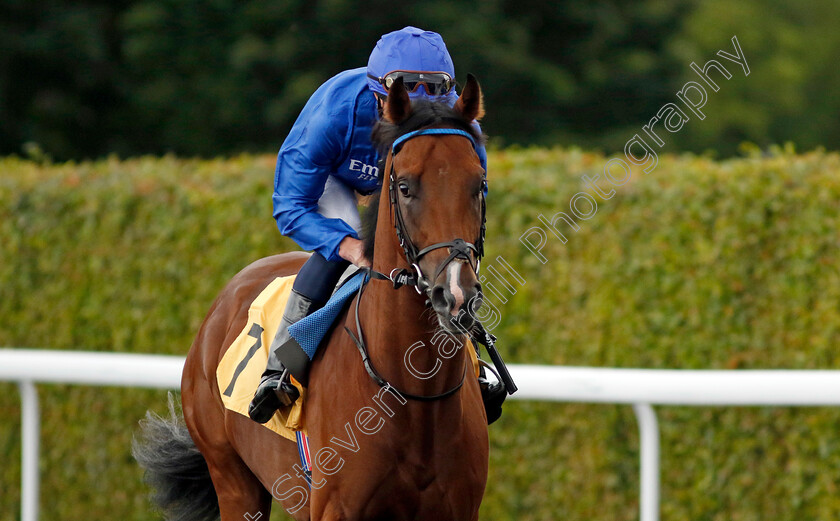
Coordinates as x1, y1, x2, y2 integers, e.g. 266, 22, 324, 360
387, 128, 487, 295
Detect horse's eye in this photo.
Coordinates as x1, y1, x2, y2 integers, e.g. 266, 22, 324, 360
474, 180, 486, 197
398, 182, 410, 197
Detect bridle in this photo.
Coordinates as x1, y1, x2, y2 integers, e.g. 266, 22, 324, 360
344, 126, 487, 401
386, 127, 487, 295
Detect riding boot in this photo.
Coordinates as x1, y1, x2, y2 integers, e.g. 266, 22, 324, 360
248, 289, 317, 424
479, 371, 507, 424
475, 342, 507, 424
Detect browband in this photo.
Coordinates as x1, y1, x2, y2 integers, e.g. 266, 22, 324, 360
392, 128, 477, 154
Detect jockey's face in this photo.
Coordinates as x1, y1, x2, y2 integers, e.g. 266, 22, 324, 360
374, 93, 386, 118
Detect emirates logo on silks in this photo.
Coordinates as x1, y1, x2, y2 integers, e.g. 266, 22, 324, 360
349, 159, 379, 180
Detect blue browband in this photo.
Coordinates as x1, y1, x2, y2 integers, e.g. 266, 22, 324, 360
391, 128, 477, 154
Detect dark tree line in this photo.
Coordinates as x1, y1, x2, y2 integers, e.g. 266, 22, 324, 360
2, 0, 838, 160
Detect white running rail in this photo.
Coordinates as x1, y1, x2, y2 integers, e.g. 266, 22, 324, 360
4, 348, 840, 521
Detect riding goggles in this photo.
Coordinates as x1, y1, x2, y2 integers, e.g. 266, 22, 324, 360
367, 70, 455, 96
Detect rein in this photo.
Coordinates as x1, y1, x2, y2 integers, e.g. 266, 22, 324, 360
344, 127, 484, 401
344, 269, 468, 401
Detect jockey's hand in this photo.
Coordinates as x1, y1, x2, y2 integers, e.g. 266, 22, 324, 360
338, 236, 371, 268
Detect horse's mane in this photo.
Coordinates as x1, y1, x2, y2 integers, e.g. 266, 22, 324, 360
361, 100, 485, 262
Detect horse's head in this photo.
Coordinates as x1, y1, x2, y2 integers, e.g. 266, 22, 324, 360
368, 74, 487, 333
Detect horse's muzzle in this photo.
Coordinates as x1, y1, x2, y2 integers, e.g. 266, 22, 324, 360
429, 260, 481, 332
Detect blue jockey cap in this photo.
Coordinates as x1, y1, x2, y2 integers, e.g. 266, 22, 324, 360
367, 26, 455, 98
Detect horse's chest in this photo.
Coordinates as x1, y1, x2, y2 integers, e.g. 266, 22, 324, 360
306, 344, 488, 519
330, 443, 482, 520
362, 469, 476, 520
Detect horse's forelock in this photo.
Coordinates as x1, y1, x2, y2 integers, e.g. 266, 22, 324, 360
371, 100, 483, 158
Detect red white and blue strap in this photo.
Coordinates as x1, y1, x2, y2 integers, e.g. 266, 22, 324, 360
295, 431, 312, 487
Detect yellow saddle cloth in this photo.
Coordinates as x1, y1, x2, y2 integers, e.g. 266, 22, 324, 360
216, 275, 482, 441
216, 275, 305, 441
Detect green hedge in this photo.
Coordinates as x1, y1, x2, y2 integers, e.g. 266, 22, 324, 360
2, 148, 840, 520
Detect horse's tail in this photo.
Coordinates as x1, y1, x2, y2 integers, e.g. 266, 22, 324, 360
132, 393, 220, 521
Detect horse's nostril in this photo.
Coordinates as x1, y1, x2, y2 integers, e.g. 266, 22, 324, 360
430, 285, 454, 314
469, 285, 483, 310
453, 307, 475, 331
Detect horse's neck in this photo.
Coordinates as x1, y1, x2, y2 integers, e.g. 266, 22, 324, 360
360, 255, 466, 396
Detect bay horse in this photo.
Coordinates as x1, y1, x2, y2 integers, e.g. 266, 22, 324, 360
134, 75, 489, 521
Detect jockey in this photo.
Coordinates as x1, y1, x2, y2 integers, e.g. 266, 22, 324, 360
249, 27, 494, 424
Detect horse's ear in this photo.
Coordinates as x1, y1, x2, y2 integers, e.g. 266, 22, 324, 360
453, 73, 485, 122
383, 77, 412, 124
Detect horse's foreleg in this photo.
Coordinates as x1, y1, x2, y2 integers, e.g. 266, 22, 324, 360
311, 501, 347, 521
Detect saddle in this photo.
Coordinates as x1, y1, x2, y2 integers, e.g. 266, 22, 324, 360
217, 270, 484, 440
